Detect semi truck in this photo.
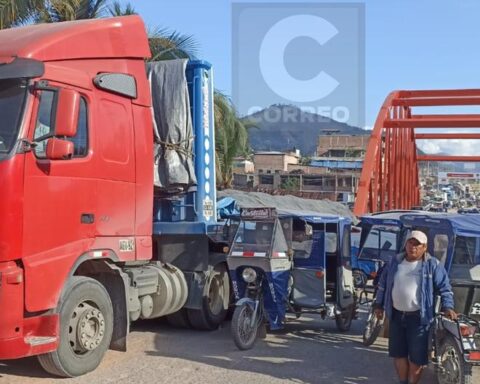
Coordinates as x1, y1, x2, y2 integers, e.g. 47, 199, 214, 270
0, 15, 231, 377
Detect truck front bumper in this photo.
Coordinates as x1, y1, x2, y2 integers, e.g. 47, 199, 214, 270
0, 314, 59, 359
0, 261, 59, 359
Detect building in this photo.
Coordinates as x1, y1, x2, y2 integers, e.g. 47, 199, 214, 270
231, 135, 370, 203
253, 151, 300, 174
232, 157, 254, 174
317, 134, 369, 157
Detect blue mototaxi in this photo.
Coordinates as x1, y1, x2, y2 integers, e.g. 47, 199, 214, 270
358, 211, 480, 383
227, 207, 357, 350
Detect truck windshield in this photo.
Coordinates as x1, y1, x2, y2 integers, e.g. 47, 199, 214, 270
0, 79, 27, 155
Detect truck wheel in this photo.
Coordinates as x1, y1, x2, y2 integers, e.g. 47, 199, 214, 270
436, 334, 473, 384
166, 308, 191, 328
38, 276, 113, 377
187, 263, 230, 330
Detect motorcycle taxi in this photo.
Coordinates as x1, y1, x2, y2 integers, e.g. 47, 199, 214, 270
359, 211, 480, 384
227, 207, 357, 350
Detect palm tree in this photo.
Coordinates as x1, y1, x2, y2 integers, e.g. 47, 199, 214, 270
107, 2, 199, 61
214, 92, 255, 189
36, 0, 107, 23
0, 0, 43, 29
147, 26, 199, 61
107, 0, 135, 17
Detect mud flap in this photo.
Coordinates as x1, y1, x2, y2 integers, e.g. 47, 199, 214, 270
337, 266, 355, 309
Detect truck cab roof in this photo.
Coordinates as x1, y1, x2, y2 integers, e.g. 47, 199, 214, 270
0, 15, 150, 61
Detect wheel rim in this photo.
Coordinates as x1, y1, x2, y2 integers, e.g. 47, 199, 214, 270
353, 272, 365, 287
438, 345, 461, 384
238, 306, 256, 345
69, 301, 106, 355
208, 272, 225, 316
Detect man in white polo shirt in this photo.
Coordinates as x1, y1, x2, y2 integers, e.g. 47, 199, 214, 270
374, 230, 456, 384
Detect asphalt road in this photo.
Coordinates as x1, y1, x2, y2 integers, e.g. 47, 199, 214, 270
0, 306, 465, 384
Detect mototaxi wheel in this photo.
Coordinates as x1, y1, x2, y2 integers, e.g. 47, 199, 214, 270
362, 305, 383, 346
37, 277, 113, 377
335, 304, 354, 332
353, 269, 368, 289
231, 303, 259, 350
435, 334, 473, 384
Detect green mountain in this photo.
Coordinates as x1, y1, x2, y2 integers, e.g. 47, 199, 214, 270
244, 104, 369, 156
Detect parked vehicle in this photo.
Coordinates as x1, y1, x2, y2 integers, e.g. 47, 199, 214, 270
228, 208, 357, 350
458, 208, 480, 214
0, 16, 231, 377
359, 211, 480, 384
351, 227, 379, 288
359, 261, 386, 346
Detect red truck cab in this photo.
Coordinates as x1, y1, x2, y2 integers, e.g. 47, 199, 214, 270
0, 15, 152, 365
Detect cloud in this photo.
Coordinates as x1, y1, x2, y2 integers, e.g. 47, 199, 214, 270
416, 139, 480, 155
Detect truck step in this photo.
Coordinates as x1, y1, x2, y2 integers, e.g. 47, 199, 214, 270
25, 336, 57, 346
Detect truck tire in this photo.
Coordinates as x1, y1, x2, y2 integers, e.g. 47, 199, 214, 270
187, 263, 230, 330
38, 276, 113, 377
166, 308, 191, 328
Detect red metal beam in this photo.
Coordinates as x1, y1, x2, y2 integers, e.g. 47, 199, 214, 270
412, 114, 480, 120
397, 89, 480, 98
417, 155, 480, 162
354, 88, 480, 217
392, 97, 480, 107
354, 91, 402, 216
415, 133, 480, 139
385, 116, 480, 128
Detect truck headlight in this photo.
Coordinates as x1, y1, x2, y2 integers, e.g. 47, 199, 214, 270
242, 267, 257, 283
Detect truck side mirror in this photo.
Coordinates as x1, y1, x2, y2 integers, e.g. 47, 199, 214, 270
46, 138, 74, 160
55, 88, 80, 137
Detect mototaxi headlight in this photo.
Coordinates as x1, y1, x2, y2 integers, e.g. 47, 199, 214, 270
242, 267, 257, 283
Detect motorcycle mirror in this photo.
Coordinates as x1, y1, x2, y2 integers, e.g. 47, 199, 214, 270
305, 224, 313, 236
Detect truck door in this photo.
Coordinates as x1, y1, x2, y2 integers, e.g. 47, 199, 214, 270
23, 85, 96, 312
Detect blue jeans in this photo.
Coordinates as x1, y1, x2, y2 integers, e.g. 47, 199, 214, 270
388, 308, 429, 366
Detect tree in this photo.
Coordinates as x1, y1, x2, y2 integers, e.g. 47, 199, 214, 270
107, 0, 135, 16
214, 92, 255, 189
0, 0, 43, 29
36, 0, 107, 22
147, 26, 198, 61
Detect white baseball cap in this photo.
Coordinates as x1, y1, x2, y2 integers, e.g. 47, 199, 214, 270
407, 230, 428, 245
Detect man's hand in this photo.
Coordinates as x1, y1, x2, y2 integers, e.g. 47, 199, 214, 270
374, 308, 384, 320
444, 308, 458, 321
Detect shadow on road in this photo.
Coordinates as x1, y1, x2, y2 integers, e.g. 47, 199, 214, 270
0, 357, 51, 379
0, 312, 438, 383
144, 314, 402, 384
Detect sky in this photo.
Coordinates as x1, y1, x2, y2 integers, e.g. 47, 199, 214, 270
124, 0, 480, 155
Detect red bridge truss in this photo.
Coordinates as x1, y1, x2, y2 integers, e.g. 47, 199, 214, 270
354, 89, 480, 216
